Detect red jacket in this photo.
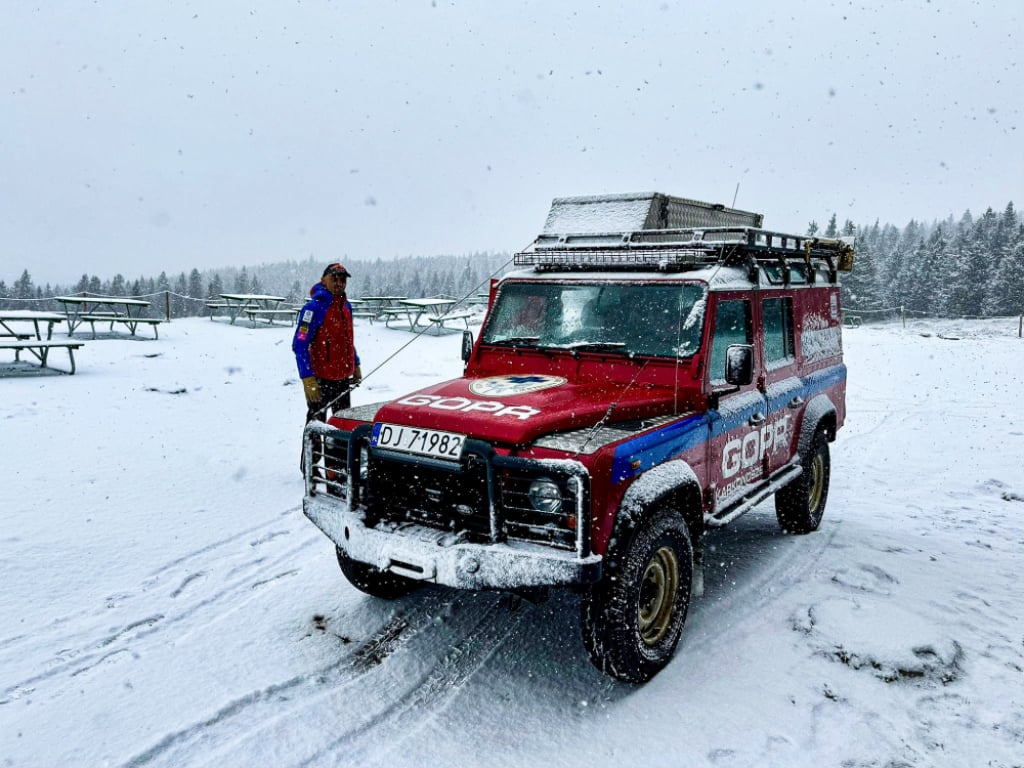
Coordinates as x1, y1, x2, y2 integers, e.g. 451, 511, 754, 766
293, 283, 359, 381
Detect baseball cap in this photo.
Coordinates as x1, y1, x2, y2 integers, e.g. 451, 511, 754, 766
322, 262, 352, 278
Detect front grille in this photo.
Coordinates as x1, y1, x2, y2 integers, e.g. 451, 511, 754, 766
366, 454, 492, 540
307, 426, 590, 556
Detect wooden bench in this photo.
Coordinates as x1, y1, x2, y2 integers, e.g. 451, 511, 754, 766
426, 310, 475, 333
77, 314, 162, 339
0, 339, 84, 375
242, 308, 298, 327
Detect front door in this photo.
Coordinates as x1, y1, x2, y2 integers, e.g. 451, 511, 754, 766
705, 294, 767, 513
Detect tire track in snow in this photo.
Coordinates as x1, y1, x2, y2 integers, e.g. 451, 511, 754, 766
120, 592, 527, 768
0, 509, 299, 656
119, 591, 452, 768
297, 594, 527, 768
0, 526, 320, 704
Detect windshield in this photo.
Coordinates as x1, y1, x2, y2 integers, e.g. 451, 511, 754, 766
481, 281, 707, 358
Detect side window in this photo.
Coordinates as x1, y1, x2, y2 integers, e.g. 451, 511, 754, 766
763, 296, 795, 368
709, 299, 752, 383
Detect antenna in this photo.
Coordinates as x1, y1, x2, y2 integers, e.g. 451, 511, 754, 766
732, 182, 740, 208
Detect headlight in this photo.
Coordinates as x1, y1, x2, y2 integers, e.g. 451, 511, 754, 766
528, 477, 562, 514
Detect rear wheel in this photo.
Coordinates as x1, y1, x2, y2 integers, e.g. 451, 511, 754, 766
581, 512, 693, 683
336, 547, 420, 600
775, 430, 830, 534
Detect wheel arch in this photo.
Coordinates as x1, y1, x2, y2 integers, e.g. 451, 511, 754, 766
616, 459, 704, 547
797, 394, 837, 456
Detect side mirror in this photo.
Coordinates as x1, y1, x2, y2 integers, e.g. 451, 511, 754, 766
724, 344, 754, 386
461, 330, 475, 363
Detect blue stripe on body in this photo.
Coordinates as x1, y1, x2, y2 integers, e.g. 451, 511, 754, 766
611, 363, 846, 483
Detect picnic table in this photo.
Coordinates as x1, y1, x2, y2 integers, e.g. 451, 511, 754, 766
0, 309, 82, 374
346, 298, 376, 323
217, 293, 293, 326
54, 296, 162, 339
356, 296, 407, 322
383, 298, 472, 333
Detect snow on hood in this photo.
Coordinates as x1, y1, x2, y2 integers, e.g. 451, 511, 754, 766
372, 375, 680, 446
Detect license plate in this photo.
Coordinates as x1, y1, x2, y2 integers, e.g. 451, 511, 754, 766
371, 423, 466, 461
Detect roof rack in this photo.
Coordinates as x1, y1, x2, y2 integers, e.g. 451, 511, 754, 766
515, 193, 854, 281
515, 227, 854, 277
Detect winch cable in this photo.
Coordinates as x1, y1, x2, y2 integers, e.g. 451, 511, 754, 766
311, 255, 516, 420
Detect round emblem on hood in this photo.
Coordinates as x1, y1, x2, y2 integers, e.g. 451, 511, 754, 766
468, 375, 567, 397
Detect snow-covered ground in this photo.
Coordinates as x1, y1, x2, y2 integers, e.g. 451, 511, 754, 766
2, 315, 1022, 768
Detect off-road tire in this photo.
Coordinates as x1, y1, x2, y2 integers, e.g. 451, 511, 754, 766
336, 547, 420, 600
775, 429, 830, 534
581, 512, 693, 683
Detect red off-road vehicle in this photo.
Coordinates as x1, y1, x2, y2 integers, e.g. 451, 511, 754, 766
302, 192, 853, 682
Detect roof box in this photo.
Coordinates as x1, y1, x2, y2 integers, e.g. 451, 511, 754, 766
542, 192, 763, 234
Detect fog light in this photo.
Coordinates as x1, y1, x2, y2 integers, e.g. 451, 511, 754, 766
528, 477, 562, 514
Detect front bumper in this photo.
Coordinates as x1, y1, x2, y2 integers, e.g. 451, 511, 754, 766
304, 495, 603, 590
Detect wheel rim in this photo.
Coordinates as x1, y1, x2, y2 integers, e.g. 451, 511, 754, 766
638, 546, 680, 646
808, 451, 825, 514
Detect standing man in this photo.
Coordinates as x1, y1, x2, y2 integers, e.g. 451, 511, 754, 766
293, 263, 362, 425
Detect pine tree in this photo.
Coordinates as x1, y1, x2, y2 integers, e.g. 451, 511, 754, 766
234, 267, 250, 294
187, 269, 203, 302
985, 239, 1024, 316
824, 214, 838, 238
14, 269, 34, 299
155, 271, 171, 296
982, 203, 1021, 316
841, 223, 883, 313
172, 273, 188, 317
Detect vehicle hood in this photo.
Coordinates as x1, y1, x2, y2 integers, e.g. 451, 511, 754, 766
371, 375, 680, 446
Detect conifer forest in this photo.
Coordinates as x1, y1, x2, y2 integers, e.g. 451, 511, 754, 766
2, 203, 1021, 322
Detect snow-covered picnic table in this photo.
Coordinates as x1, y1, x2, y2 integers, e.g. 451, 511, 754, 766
54, 296, 162, 339
217, 293, 293, 326
0, 309, 82, 374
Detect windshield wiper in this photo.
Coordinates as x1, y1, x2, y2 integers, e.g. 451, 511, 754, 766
559, 341, 627, 352
487, 335, 541, 346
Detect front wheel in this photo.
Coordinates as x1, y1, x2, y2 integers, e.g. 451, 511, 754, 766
336, 547, 421, 600
581, 512, 693, 683
775, 430, 831, 534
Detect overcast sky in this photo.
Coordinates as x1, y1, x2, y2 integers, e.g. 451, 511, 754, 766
3, 0, 1021, 286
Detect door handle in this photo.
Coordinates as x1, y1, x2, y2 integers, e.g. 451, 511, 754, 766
788, 396, 804, 409
749, 412, 766, 426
